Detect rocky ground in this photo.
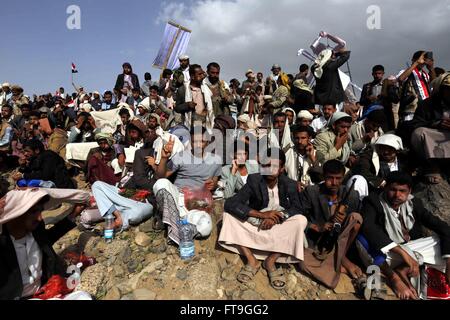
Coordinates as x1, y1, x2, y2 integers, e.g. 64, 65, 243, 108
3, 171, 450, 301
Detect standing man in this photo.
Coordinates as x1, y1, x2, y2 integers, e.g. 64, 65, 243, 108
0, 83, 12, 107
265, 64, 282, 95
360, 65, 385, 110
141, 72, 153, 97
204, 62, 234, 116
175, 64, 215, 133
172, 55, 191, 92
295, 64, 310, 82
312, 44, 351, 110
114, 62, 140, 98
397, 51, 436, 123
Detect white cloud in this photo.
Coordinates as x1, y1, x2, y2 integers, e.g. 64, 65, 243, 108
157, 0, 450, 91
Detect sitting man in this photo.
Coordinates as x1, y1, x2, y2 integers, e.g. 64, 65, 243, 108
359, 172, 450, 300
80, 181, 154, 233
350, 109, 386, 156
314, 112, 353, 166
409, 72, 450, 184
113, 108, 131, 145
0, 188, 90, 300
296, 110, 314, 128
153, 126, 221, 243
68, 112, 100, 143
219, 149, 307, 290
285, 125, 317, 192
221, 141, 259, 199
12, 140, 75, 189
300, 160, 363, 289
86, 133, 122, 186
349, 134, 408, 200
311, 103, 337, 133
124, 128, 158, 192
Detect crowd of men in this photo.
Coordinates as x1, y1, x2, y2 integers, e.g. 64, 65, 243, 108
1, 32, 450, 300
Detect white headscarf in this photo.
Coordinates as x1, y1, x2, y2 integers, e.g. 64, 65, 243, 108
313, 49, 333, 79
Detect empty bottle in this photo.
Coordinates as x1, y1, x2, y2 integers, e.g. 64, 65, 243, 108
104, 213, 115, 243
179, 219, 196, 260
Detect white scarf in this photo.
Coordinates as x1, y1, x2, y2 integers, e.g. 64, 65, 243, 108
285, 147, 315, 186
153, 127, 186, 165
380, 192, 415, 244
184, 83, 215, 134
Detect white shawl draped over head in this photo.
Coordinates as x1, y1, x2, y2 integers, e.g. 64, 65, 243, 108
372, 134, 404, 175
379, 192, 415, 244
184, 83, 215, 134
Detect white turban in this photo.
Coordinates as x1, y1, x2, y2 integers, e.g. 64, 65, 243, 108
138, 97, 151, 111
375, 134, 404, 151
297, 110, 314, 120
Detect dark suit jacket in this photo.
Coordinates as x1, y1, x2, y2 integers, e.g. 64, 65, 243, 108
20, 150, 75, 189
410, 97, 445, 130
351, 147, 409, 190
299, 184, 360, 242
0, 218, 76, 300
224, 173, 302, 221
312, 51, 351, 106
125, 147, 156, 191
114, 74, 140, 92
361, 193, 450, 255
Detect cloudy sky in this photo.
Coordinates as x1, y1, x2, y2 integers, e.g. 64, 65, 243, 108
1, 0, 449, 97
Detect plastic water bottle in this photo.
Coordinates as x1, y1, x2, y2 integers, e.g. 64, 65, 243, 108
179, 219, 196, 260
104, 213, 115, 243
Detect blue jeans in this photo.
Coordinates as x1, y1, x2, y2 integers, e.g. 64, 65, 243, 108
92, 181, 153, 231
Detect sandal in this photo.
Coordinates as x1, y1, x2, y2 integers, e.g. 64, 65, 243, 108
265, 267, 286, 290
237, 264, 260, 284
151, 215, 164, 233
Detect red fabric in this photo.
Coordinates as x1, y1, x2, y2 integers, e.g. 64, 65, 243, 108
425, 267, 450, 300
87, 156, 119, 186
32, 275, 73, 300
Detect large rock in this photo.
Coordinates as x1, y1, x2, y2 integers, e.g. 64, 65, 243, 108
186, 257, 220, 299
135, 232, 152, 247
285, 274, 298, 293
221, 267, 236, 281
103, 287, 121, 300
138, 220, 154, 233
241, 290, 261, 300
414, 181, 450, 225
79, 264, 107, 298
133, 288, 157, 300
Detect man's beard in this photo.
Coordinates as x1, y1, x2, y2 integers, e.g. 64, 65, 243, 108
209, 77, 219, 84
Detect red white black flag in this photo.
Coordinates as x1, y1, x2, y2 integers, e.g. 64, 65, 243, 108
71, 63, 78, 73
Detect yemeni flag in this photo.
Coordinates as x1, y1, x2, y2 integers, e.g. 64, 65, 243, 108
71, 63, 78, 73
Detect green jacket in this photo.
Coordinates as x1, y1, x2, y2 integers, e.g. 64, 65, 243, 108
313, 129, 352, 165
